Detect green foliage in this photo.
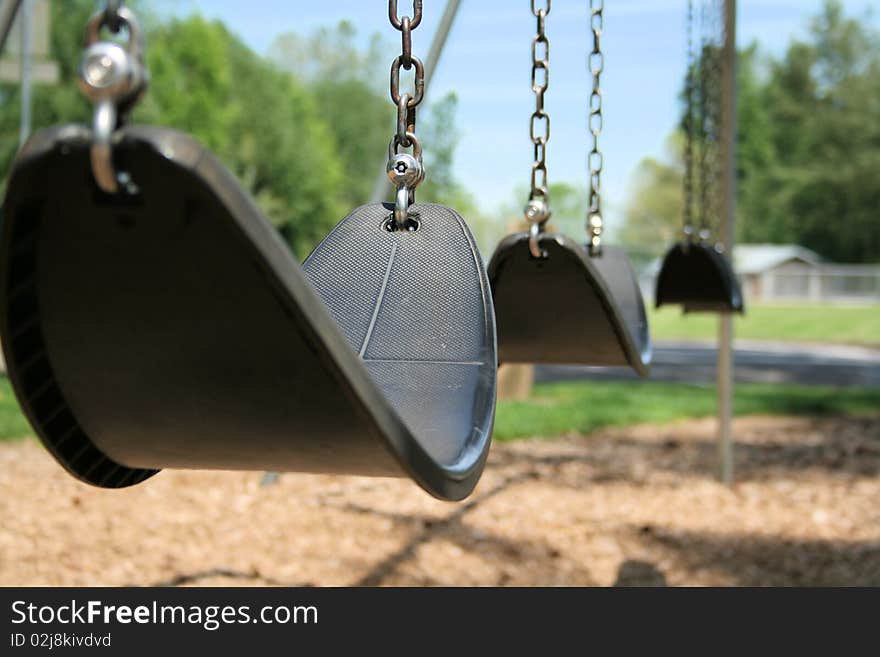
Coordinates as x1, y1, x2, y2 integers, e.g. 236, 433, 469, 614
619, 139, 684, 260
2, 5, 346, 257
269, 22, 390, 208
3, 9, 472, 258
419, 93, 462, 202
268, 20, 387, 87
621, 1, 880, 264
136, 17, 345, 257
543, 182, 588, 239
495, 380, 880, 441
2, 373, 875, 443
268, 21, 472, 215
741, 2, 880, 263
0, 378, 32, 441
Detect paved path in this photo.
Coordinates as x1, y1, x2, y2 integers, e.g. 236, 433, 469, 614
536, 340, 880, 387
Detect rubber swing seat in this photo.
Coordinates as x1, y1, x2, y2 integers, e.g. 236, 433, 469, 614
0, 125, 497, 501
487, 232, 651, 375
655, 240, 744, 313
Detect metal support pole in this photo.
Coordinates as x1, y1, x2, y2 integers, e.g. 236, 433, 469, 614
18, 0, 32, 148
717, 0, 737, 485
0, 0, 23, 56
370, 0, 463, 203
718, 314, 733, 484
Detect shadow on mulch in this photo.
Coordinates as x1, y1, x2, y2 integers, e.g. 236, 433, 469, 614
496, 416, 880, 485
634, 524, 880, 586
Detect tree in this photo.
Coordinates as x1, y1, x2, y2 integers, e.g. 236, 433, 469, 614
1, 5, 345, 258
619, 132, 686, 261
133, 16, 348, 257
3, 8, 474, 258
269, 22, 390, 207
268, 22, 474, 213
621, 1, 880, 264
735, 44, 781, 243
738, 0, 880, 262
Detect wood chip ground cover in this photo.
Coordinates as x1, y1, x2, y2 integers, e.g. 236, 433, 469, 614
1, 415, 877, 586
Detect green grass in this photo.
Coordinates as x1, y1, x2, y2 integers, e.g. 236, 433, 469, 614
0, 377, 33, 441
0, 375, 877, 444
495, 381, 880, 441
648, 304, 880, 347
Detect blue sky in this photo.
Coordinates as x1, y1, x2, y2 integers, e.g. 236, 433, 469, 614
166, 1, 878, 226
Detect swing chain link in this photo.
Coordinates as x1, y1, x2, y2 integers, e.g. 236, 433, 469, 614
78, 1, 149, 194
587, 0, 604, 256
389, 0, 423, 30
104, 0, 124, 33
698, 0, 711, 240
526, 0, 551, 259
699, 0, 725, 245
386, 0, 426, 230
689, 0, 723, 242
682, 0, 696, 246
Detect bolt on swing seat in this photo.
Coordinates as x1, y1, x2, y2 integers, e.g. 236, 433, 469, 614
0, 124, 497, 501
655, 239, 744, 313
488, 234, 651, 375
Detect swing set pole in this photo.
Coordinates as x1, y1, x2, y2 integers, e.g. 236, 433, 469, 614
370, 0, 463, 203
717, 0, 737, 485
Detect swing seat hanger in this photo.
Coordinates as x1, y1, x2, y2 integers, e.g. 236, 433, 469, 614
654, 0, 743, 315
0, 0, 497, 501
487, 0, 651, 375
78, 4, 148, 194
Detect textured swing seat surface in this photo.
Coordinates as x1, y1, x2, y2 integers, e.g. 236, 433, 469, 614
487, 232, 651, 375
655, 241, 744, 313
0, 124, 496, 501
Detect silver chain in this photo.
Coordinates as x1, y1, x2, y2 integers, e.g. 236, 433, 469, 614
698, 0, 710, 237
707, 0, 725, 242
104, 0, 124, 32
525, 0, 551, 259
682, 0, 696, 241
586, 0, 604, 255
385, 0, 426, 230
697, 0, 723, 241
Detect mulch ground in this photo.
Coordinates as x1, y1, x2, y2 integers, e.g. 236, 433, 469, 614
1, 414, 878, 586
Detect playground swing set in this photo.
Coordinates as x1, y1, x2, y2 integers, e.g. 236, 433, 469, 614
0, 0, 740, 501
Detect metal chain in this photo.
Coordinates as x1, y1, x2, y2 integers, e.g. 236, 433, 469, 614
525, 0, 551, 258
682, 0, 696, 241
586, 0, 604, 255
707, 0, 724, 243
386, 0, 426, 230
697, 0, 723, 241
389, 1, 425, 147
529, 0, 550, 204
697, 0, 710, 237
104, 0, 124, 33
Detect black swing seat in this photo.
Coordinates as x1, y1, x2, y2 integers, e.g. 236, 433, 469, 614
0, 124, 497, 501
487, 232, 651, 375
655, 240, 744, 313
